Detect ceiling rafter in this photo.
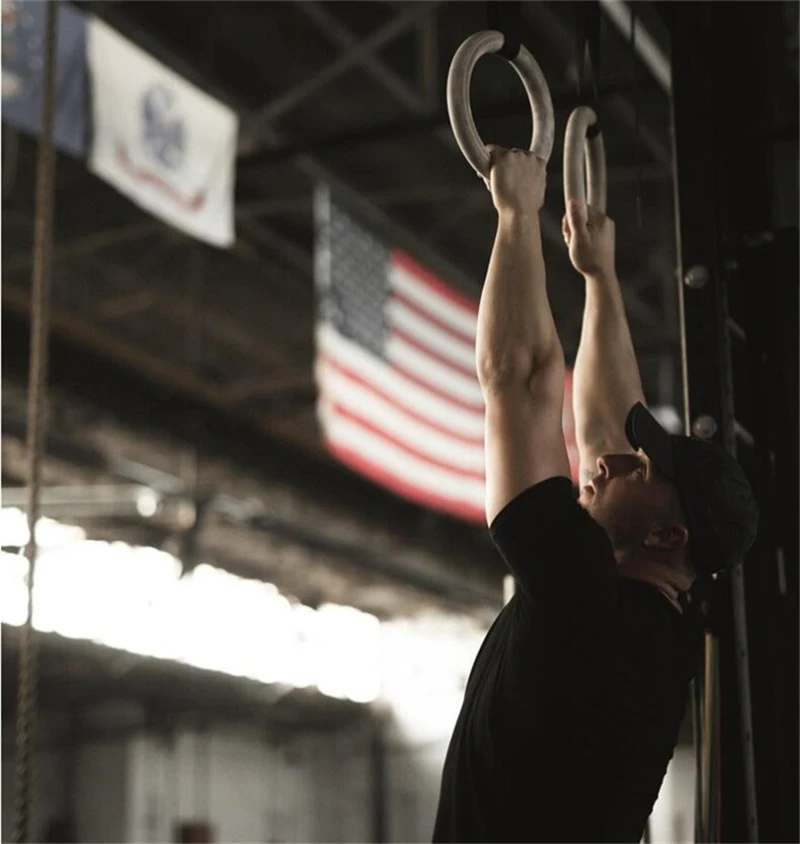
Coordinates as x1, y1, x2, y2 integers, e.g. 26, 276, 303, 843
293, 0, 435, 116
241, 0, 442, 150
288, 3, 666, 331
2, 213, 161, 273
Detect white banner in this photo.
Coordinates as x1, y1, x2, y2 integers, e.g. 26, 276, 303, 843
88, 18, 238, 247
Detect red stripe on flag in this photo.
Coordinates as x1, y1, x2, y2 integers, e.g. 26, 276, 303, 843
391, 290, 476, 346
329, 400, 485, 481
391, 359, 485, 413
392, 249, 478, 316
390, 326, 478, 381
325, 438, 485, 524
321, 355, 485, 446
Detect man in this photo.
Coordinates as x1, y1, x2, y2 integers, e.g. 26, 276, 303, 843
432, 148, 758, 843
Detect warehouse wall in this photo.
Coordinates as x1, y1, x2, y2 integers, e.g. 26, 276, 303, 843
125, 723, 374, 843
385, 737, 450, 842
75, 741, 129, 843
2, 718, 695, 843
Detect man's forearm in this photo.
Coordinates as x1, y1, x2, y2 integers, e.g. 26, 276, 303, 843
573, 270, 646, 472
476, 212, 563, 385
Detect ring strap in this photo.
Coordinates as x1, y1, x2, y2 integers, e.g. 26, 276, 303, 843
586, 121, 603, 140
487, 1, 522, 61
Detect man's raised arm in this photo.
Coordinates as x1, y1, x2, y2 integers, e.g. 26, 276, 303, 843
562, 200, 647, 487
476, 148, 571, 525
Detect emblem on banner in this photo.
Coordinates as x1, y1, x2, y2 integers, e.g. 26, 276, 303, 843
141, 84, 185, 169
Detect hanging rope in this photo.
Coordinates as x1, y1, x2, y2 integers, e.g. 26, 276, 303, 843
13, 2, 58, 841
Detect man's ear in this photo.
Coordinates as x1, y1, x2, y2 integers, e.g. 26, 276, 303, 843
644, 521, 689, 553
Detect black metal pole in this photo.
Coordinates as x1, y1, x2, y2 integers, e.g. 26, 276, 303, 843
665, 4, 760, 841
664, 3, 799, 842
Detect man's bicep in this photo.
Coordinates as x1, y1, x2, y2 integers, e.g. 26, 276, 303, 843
484, 371, 571, 526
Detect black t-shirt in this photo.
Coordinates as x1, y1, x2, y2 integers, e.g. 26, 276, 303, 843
432, 477, 702, 844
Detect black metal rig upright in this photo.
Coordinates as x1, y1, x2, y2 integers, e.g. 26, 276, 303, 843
661, 3, 798, 842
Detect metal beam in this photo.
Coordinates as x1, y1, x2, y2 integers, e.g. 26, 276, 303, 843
294, 0, 430, 114
2, 218, 161, 274
94, 289, 163, 322
238, 164, 668, 218
1, 417, 499, 612
417, 9, 439, 111
238, 86, 663, 170
3, 212, 307, 370
215, 373, 316, 407
234, 214, 313, 278
1, 484, 171, 520
4, 213, 311, 334
237, 186, 477, 218
2, 285, 227, 407
242, 1, 441, 148
0, 475, 493, 607
88, 254, 305, 370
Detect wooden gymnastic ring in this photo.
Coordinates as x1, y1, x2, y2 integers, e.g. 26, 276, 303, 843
446, 30, 555, 177
563, 106, 607, 212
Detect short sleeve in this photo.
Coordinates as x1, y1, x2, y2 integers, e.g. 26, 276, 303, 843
489, 477, 618, 618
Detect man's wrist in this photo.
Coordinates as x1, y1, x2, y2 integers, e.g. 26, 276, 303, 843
497, 208, 541, 225
583, 267, 617, 284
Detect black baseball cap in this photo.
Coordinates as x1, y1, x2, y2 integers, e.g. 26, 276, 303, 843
625, 402, 759, 576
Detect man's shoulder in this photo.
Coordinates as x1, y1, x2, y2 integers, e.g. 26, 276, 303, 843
489, 476, 577, 536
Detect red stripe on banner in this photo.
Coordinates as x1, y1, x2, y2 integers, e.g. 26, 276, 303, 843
391, 290, 476, 346
391, 359, 485, 413
392, 249, 478, 316
329, 400, 485, 481
390, 326, 478, 381
116, 143, 206, 212
321, 355, 485, 446
325, 439, 485, 524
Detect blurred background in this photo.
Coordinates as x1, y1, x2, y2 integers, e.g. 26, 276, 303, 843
1, 1, 797, 842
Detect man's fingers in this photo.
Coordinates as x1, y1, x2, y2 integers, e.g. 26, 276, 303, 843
586, 204, 607, 226
561, 213, 571, 245
567, 199, 589, 235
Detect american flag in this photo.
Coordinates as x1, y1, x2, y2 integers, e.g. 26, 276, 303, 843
314, 186, 579, 524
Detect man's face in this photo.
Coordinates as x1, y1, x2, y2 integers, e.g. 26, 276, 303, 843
578, 450, 675, 551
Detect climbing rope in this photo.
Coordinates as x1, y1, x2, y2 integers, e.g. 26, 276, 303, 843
13, 2, 58, 841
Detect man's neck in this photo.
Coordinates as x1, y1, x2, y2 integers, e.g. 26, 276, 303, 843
615, 554, 692, 613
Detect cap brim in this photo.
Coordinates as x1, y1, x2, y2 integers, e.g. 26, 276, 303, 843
625, 402, 676, 479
